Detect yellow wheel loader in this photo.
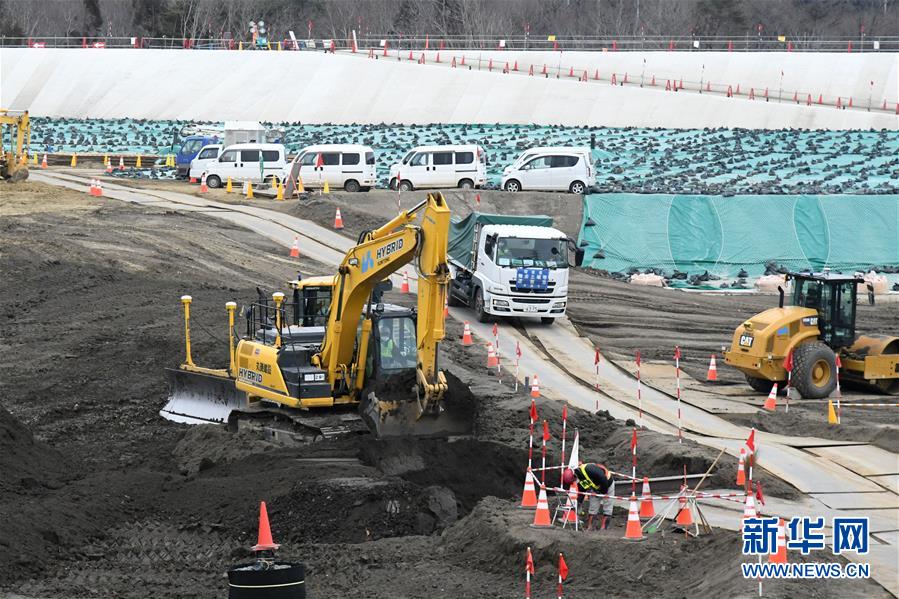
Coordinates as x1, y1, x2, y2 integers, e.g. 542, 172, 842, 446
725, 270, 899, 399
1, 109, 31, 182
162, 193, 472, 439
724, 269, 899, 399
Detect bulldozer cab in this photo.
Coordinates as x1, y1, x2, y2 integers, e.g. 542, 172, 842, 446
789, 272, 858, 349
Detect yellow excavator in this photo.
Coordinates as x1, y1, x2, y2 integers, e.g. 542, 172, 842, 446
724, 270, 899, 398
1, 109, 31, 182
162, 193, 471, 439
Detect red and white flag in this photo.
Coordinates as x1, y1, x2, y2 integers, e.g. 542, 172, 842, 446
745, 428, 756, 455
315, 153, 324, 169
542, 420, 551, 442
529, 400, 537, 423
558, 553, 569, 597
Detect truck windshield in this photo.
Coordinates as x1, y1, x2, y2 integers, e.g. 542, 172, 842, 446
179, 139, 203, 156
496, 238, 568, 268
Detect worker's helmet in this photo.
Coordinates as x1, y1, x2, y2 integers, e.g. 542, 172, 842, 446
562, 468, 576, 487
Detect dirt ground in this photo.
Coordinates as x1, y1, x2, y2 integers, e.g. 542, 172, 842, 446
0, 180, 892, 598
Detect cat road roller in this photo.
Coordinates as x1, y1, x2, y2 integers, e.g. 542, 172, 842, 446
724, 270, 899, 398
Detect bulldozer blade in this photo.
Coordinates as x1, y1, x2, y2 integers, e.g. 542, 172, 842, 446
161, 368, 246, 425
360, 392, 473, 439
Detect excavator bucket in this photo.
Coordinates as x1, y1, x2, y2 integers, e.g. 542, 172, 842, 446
360, 372, 475, 439
161, 368, 247, 425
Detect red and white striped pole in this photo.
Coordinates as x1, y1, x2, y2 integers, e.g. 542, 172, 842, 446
560, 403, 568, 487
493, 323, 502, 379
675, 346, 683, 443
631, 427, 638, 494
594, 346, 601, 390
541, 420, 550, 484
636, 350, 643, 427
528, 400, 537, 470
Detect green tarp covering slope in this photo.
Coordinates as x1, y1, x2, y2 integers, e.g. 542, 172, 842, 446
578, 194, 899, 277
448, 212, 553, 270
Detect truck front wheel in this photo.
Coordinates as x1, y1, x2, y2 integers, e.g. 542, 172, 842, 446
473, 288, 489, 323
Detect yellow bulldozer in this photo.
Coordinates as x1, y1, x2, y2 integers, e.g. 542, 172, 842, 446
725, 270, 899, 398
162, 193, 472, 439
1, 109, 31, 182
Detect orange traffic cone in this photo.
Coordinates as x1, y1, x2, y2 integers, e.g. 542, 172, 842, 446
189, 176, 197, 183
95, 180, 103, 197
736, 447, 746, 486
707, 354, 718, 381
519, 468, 538, 509
764, 383, 778, 411
199, 174, 209, 193
106, 161, 113, 174
289, 236, 300, 258
487, 342, 498, 368
41, 154, 48, 169
675, 486, 693, 526
88, 179, 97, 196
638, 476, 655, 518
769, 518, 787, 563
118, 156, 125, 171
461, 322, 473, 345
530, 487, 552, 528
742, 492, 757, 520
252, 501, 280, 551
401, 271, 410, 293
530, 375, 540, 398
443, 294, 449, 318
623, 493, 644, 540
334, 207, 344, 229
565, 483, 579, 524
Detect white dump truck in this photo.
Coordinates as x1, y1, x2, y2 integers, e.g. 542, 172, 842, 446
447, 212, 583, 324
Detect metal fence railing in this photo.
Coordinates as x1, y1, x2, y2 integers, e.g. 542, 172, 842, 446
2, 34, 898, 53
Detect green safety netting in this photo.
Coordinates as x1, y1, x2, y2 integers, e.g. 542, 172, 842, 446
578, 194, 899, 278
28, 118, 899, 194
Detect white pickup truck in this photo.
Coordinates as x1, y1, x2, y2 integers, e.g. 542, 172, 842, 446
446, 213, 583, 324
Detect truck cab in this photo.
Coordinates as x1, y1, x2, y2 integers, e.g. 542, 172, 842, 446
447, 214, 583, 324
176, 134, 219, 177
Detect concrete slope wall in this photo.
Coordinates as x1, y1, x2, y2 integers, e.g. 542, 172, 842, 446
2, 48, 896, 129
413, 50, 899, 107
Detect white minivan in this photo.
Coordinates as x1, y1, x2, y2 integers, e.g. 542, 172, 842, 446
501, 147, 595, 194
204, 143, 288, 188
189, 144, 222, 180
286, 144, 376, 193
389, 145, 487, 191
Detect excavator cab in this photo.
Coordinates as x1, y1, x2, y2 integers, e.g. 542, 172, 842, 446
0, 109, 30, 182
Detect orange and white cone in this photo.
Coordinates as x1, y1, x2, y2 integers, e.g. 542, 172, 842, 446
530, 487, 552, 528
565, 483, 579, 524
443, 294, 449, 317
88, 179, 97, 196
118, 156, 125, 171
461, 322, 473, 346
95, 180, 103, 197
487, 342, 498, 368
623, 493, 644, 540
742, 492, 757, 521
638, 476, 655, 518
736, 447, 746, 486
707, 354, 718, 381
199, 174, 209, 193
333, 207, 344, 229
675, 485, 693, 526
769, 518, 787, 563
289, 236, 300, 258
41, 154, 48, 169
519, 468, 538, 509
764, 383, 778, 411
105, 161, 113, 174
530, 375, 540, 398
401, 271, 410, 294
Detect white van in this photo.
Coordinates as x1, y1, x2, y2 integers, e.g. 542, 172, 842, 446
287, 144, 376, 193
204, 143, 288, 188
189, 144, 222, 180
501, 147, 595, 194
389, 145, 487, 191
